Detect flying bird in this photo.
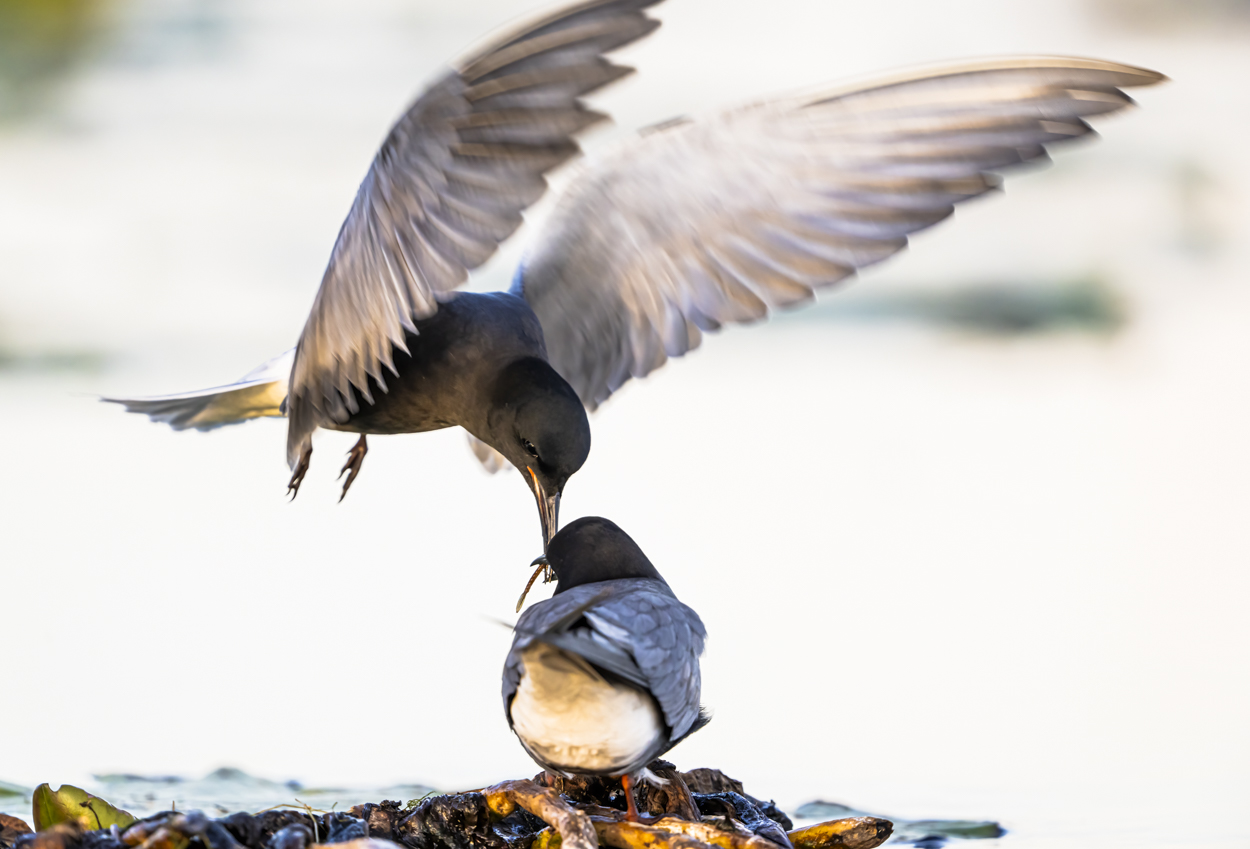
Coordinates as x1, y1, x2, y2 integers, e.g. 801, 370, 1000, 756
503, 516, 708, 821
104, 0, 1165, 552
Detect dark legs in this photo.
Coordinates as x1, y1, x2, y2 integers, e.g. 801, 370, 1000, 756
338, 434, 368, 502
620, 774, 641, 823
287, 444, 312, 500
285, 435, 368, 502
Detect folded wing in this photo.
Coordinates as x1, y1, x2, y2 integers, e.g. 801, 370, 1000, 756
584, 587, 706, 740
286, 0, 663, 466
516, 57, 1165, 409
504, 578, 706, 741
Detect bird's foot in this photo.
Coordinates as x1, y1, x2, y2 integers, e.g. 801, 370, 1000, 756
337, 434, 368, 502
621, 774, 642, 824
287, 444, 312, 500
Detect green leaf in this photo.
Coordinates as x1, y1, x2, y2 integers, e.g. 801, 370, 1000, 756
31, 784, 136, 832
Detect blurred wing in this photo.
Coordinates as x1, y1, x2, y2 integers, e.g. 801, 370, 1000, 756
102, 349, 293, 431
516, 57, 1165, 408
286, 0, 663, 466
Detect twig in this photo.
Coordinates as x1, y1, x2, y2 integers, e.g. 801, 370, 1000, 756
589, 813, 781, 849
482, 780, 597, 849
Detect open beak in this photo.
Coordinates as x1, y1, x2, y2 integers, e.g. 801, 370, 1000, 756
527, 466, 561, 552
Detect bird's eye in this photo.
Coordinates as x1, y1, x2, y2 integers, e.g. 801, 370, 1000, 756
522, 439, 538, 457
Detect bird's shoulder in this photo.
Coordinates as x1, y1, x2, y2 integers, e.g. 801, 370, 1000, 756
573, 580, 706, 667
428, 291, 548, 360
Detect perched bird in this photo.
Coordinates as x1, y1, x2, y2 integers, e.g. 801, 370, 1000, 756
104, 0, 1165, 551
503, 517, 708, 821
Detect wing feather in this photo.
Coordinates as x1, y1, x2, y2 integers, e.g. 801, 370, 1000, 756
517, 56, 1164, 408
286, 0, 664, 466
584, 588, 706, 740
504, 579, 706, 740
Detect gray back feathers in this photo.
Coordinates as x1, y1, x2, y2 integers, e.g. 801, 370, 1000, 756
504, 578, 707, 741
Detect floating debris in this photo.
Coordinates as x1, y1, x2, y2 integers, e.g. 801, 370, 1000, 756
794, 802, 1004, 847
0, 816, 32, 849
5, 767, 1005, 849
31, 786, 135, 833
5, 766, 892, 849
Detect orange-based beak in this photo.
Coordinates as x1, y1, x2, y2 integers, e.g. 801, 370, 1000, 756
526, 466, 561, 552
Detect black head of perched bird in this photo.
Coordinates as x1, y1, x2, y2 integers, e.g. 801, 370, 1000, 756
484, 358, 592, 549
504, 517, 709, 821
545, 515, 662, 592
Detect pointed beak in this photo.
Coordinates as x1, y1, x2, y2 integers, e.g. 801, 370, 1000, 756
527, 466, 561, 552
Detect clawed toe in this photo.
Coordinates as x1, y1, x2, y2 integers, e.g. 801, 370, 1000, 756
287, 445, 312, 500
338, 434, 368, 502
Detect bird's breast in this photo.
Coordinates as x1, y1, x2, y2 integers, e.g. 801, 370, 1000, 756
510, 643, 663, 775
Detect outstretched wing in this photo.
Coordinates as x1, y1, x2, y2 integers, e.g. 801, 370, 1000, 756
286, 0, 663, 466
516, 56, 1165, 409
102, 349, 293, 431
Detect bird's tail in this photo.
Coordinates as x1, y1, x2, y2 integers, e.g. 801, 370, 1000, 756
101, 348, 294, 432
669, 707, 712, 747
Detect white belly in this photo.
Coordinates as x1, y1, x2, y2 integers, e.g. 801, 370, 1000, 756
511, 643, 664, 774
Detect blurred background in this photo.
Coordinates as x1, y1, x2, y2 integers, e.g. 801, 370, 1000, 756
1, 0, 1247, 846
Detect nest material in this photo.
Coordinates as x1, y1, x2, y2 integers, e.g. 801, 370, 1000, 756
8, 765, 891, 849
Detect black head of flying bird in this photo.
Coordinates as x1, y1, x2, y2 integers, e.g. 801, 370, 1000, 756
504, 517, 709, 821
103, 0, 1165, 555
485, 357, 592, 549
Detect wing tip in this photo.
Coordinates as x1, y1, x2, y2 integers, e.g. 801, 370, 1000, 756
451, 0, 666, 75
803, 54, 1169, 108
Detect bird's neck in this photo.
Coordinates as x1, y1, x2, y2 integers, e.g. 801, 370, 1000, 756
472, 356, 574, 446
489, 356, 569, 405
